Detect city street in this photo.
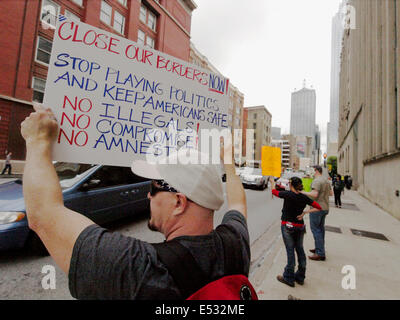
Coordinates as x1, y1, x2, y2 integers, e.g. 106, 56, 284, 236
1, 0, 399, 305
0, 184, 283, 299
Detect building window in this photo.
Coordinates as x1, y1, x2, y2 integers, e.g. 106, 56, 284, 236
71, 0, 83, 6
146, 35, 155, 48
100, 1, 126, 35
140, 4, 157, 31
113, 11, 125, 34
32, 77, 46, 103
138, 30, 155, 48
147, 11, 156, 30
100, 1, 112, 25
117, 0, 127, 6
64, 10, 81, 22
253, 113, 257, 119
35, 36, 53, 65
253, 123, 257, 129
137, 30, 145, 45
41, 0, 60, 28
140, 5, 147, 23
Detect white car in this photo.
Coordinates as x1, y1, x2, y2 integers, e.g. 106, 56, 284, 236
239, 168, 268, 190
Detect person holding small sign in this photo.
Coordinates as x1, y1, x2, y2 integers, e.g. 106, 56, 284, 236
20, 104, 254, 299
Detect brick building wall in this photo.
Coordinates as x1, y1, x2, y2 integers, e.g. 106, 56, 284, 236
0, 0, 196, 160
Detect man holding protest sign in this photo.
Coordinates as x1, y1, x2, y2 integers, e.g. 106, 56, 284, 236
21, 104, 254, 299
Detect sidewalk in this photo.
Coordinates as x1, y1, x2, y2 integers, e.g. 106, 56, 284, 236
253, 190, 400, 300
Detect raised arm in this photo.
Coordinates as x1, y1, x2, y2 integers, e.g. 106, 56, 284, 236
21, 104, 94, 274
269, 177, 284, 199
220, 136, 247, 219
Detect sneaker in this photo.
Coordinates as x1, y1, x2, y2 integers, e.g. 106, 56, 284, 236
295, 279, 304, 285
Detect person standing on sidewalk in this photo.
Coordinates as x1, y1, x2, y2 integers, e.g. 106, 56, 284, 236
333, 175, 344, 208
1, 152, 12, 175
270, 177, 322, 287
301, 165, 333, 261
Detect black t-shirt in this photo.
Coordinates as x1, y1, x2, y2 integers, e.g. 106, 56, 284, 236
277, 191, 314, 224
68, 210, 250, 300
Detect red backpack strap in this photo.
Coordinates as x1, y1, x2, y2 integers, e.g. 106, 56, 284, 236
152, 240, 208, 299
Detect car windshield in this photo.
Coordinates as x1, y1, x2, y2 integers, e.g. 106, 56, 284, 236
54, 162, 96, 189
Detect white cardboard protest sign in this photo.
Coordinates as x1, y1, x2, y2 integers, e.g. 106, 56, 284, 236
43, 16, 229, 167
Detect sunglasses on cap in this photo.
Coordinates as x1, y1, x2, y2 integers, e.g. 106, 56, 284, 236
149, 180, 193, 203
149, 180, 179, 196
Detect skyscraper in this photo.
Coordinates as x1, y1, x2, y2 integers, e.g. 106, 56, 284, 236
290, 85, 316, 138
290, 82, 317, 164
271, 127, 282, 140
327, 2, 345, 156
290, 87, 316, 137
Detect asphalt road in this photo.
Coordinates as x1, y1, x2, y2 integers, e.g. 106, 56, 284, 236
0, 184, 283, 299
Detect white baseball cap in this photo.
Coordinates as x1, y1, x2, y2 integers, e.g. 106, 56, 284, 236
131, 148, 224, 211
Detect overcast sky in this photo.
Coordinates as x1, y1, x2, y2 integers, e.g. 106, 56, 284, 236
190, 0, 342, 152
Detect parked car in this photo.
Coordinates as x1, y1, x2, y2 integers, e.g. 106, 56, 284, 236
0, 162, 151, 255
239, 168, 268, 190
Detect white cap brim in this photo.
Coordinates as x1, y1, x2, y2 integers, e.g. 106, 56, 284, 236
131, 160, 163, 180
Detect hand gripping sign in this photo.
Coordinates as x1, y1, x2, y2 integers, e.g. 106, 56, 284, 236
43, 15, 230, 167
